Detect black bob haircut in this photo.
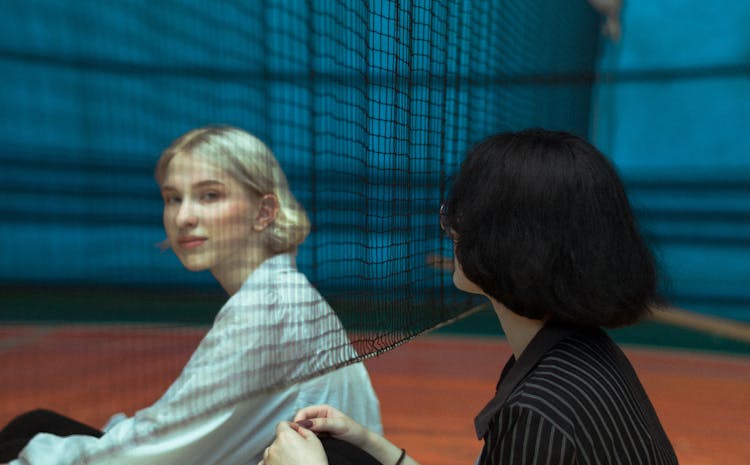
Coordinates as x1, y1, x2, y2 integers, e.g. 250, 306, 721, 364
442, 128, 657, 328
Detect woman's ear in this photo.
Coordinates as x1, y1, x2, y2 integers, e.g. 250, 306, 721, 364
253, 194, 280, 231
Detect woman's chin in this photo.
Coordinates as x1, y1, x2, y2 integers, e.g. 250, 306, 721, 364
178, 259, 210, 272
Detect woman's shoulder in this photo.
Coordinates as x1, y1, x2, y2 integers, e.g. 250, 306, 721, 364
527, 329, 630, 390
506, 327, 644, 428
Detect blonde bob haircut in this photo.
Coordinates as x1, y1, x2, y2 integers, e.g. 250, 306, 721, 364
155, 125, 311, 253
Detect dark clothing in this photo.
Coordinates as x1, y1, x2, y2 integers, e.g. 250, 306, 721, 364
0, 410, 102, 461
475, 323, 678, 465
321, 437, 383, 465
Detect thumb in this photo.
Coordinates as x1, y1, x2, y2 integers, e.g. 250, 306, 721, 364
287, 421, 317, 439
297, 417, 357, 439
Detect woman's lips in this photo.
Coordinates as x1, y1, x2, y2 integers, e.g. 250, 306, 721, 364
178, 237, 206, 249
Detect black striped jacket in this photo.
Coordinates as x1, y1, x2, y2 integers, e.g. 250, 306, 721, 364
475, 323, 678, 465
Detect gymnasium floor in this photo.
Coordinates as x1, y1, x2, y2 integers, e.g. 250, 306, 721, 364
1, 319, 748, 465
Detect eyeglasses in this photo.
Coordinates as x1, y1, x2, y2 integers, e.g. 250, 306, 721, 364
439, 203, 457, 240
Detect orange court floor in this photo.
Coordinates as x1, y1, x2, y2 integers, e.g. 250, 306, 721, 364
0, 324, 748, 465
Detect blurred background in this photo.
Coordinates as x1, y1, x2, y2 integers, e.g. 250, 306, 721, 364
1, 1, 749, 464
592, 0, 750, 325
1, 0, 596, 328
0, 0, 748, 360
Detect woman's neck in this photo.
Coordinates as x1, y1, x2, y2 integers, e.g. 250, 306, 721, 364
212, 248, 275, 295
489, 298, 545, 359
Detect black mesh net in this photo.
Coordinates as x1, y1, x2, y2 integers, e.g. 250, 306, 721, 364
0, 0, 602, 462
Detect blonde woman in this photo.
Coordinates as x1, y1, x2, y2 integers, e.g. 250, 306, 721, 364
1, 125, 381, 465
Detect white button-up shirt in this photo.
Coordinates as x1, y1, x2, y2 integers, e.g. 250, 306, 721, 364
15, 253, 381, 465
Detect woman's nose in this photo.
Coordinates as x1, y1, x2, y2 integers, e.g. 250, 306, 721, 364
175, 201, 198, 228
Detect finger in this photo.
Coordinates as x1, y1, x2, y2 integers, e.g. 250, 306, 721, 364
295, 419, 314, 429
292, 405, 329, 422
287, 421, 315, 439
275, 420, 298, 435
295, 417, 347, 436
302, 428, 324, 446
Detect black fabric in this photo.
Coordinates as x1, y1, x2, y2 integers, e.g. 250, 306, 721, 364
0, 409, 102, 461
474, 322, 578, 439
320, 437, 383, 465
474, 324, 678, 465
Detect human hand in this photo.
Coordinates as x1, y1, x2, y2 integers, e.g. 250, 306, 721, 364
261, 422, 327, 465
293, 404, 369, 448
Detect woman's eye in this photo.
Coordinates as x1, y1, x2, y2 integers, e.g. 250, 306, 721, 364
201, 191, 220, 201
163, 195, 181, 205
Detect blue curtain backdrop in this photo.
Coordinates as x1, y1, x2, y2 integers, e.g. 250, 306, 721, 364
591, 0, 750, 321
1, 0, 746, 322
0, 0, 597, 289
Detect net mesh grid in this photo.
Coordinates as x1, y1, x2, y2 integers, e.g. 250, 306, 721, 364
0, 0, 601, 460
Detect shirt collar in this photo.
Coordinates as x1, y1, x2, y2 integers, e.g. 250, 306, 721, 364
473, 321, 579, 439
241, 252, 296, 289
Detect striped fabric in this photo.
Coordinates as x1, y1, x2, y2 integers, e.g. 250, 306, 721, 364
475, 325, 678, 465
14, 253, 382, 465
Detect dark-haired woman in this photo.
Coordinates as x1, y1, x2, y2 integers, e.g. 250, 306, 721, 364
261, 128, 678, 465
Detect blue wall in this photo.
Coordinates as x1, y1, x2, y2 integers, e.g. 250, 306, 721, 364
591, 0, 750, 320
5, 1, 744, 323
0, 0, 600, 308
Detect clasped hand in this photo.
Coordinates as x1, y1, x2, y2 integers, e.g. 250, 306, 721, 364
259, 404, 368, 465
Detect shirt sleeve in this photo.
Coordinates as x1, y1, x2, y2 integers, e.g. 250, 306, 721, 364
13, 261, 379, 465
13, 289, 298, 465
482, 406, 576, 465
